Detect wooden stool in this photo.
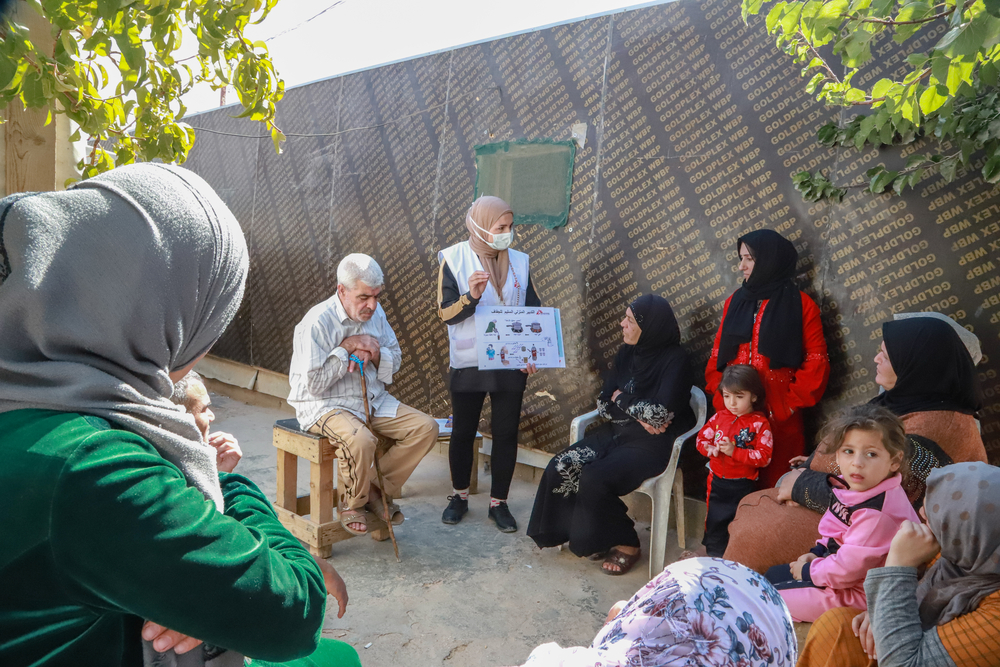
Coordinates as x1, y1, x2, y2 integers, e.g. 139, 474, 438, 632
272, 418, 389, 558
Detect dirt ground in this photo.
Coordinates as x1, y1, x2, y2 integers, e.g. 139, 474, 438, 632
209, 388, 696, 666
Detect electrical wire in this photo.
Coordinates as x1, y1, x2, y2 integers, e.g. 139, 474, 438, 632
263, 0, 348, 43
188, 85, 500, 139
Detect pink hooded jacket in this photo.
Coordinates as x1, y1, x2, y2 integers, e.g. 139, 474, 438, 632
803, 472, 920, 589
779, 473, 921, 622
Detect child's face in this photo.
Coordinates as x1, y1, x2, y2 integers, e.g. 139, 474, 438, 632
722, 388, 755, 417
836, 428, 901, 492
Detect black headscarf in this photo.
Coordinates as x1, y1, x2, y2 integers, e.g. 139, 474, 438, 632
621, 294, 682, 393
716, 229, 803, 371
870, 317, 981, 416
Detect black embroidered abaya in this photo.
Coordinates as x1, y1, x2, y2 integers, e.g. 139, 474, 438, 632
527, 295, 695, 557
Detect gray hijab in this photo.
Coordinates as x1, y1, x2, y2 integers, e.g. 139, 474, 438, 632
0, 163, 248, 510
917, 462, 1000, 629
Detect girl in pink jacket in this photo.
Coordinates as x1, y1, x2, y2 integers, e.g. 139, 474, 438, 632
764, 404, 920, 622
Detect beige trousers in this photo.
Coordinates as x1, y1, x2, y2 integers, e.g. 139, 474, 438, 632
310, 403, 438, 511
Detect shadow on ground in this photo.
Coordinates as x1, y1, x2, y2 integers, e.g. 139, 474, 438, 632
210, 390, 694, 666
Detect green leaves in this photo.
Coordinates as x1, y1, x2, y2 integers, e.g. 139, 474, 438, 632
866, 165, 898, 192
20, 69, 47, 107
0, 52, 20, 93
835, 29, 875, 67
939, 155, 960, 181
0, 0, 286, 177
801, 0, 847, 45
871, 78, 894, 99
743, 0, 1000, 201
983, 152, 1000, 181
894, 1, 934, 43
919, 84, 949, 114
96, 0, 120, 21
792, 170, 847, 201
938, 12, 1000, 58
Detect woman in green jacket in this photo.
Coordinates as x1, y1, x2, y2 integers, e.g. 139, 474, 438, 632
0, 164, 358, 667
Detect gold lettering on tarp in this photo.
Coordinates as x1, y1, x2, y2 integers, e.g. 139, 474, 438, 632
921, 160, 1000, 434
599, 4, 681, 341
482, 27, 604, 448
336, 70, 454, 412
182, 0, 1000, 458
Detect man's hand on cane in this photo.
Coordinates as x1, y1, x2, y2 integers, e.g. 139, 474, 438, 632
342, 334, 380, 372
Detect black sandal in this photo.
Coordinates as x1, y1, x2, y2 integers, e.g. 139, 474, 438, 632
603, 547, 641, 575
587, 550, 609, 561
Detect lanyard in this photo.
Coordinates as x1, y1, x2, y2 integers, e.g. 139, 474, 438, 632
477, 256, 522, 306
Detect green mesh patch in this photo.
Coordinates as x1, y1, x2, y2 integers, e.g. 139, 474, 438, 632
473, 139, 576, 229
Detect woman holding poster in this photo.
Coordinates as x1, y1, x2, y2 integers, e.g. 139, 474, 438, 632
436, 196, 540, 533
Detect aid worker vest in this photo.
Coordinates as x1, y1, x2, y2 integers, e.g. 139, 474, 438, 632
438, 241, 530, 369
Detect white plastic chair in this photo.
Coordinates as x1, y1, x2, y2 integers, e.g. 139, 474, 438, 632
568, 386, 708, 578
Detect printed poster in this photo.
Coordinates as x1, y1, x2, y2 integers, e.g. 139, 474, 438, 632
474, 306, 565, 370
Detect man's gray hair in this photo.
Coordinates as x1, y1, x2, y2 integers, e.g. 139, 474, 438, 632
171, 370, 205, 406
337, 253, 384, 289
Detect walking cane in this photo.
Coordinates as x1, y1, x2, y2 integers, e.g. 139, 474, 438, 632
349, 354, 401, 562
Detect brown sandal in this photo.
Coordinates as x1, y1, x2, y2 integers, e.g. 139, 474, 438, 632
365, 499, 404, 526
339, 508, 368, 536
603, 547, 641, 576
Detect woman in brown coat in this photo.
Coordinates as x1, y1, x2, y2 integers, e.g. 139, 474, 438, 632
723, 314, 985, 574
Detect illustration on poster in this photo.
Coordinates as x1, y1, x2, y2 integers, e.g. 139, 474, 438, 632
474, 306, 565, 370
485, 319, 500, 339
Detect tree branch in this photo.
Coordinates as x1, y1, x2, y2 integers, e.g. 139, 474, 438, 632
89, 136, 100, 167
797, 30, 842, 84
845, 7, 955, 25
835, 149, 961, 189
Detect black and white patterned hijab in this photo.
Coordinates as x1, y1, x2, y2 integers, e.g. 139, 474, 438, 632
0, 163, 248, 510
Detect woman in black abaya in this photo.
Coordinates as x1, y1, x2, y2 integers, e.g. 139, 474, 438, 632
527, 294, 694, 575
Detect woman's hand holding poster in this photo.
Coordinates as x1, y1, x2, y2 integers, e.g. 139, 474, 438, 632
475, 306, 565, 370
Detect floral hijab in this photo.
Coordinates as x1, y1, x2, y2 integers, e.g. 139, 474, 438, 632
521, 558, 797, 667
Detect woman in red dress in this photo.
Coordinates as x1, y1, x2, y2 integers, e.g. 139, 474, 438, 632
705, 229, 830, 489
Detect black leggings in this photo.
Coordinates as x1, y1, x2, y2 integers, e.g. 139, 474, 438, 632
449, 390, 524, 499
702, 475, 757, 557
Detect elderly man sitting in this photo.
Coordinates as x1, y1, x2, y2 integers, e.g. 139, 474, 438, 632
288, 254, 438, 535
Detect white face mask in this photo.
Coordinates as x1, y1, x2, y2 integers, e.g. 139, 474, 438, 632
471, 215, 514, 251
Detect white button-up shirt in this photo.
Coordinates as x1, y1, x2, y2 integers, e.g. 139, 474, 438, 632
288, 293, 401, 429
